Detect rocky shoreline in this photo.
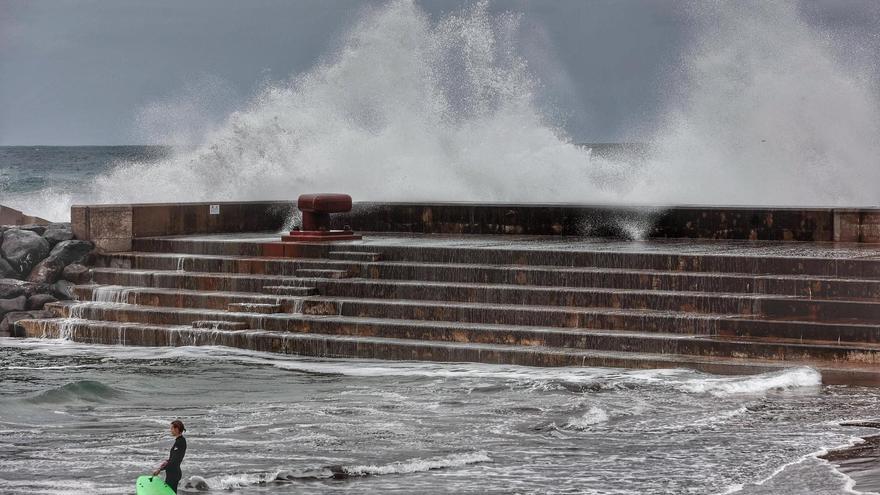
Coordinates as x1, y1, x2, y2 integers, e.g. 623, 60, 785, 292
0, 223, 93, 336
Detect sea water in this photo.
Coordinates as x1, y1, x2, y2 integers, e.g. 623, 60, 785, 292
1, 338, 878, 494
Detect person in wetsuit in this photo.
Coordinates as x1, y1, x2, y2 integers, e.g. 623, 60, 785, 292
153, 419, 187, 493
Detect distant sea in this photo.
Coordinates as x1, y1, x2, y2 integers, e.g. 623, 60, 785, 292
0, 145, 170, 195
0, 146, 172, 221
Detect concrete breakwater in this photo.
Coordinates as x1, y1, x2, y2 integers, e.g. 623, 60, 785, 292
14, 212, 880, 385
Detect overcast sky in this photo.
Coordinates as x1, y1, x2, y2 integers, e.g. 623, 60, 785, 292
1, 0, 878, 145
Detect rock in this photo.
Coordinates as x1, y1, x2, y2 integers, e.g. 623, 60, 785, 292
22, 282, 52, 298
17, 224, 47, 236
0, 279, 26, 299
51, 280, 75, 300
26, 240, 93, 284
27, 258, 64, 284
0, 295, 27, 318
1, 229, 50, 275
43, 228, 74, 247
27, 293, 58, 310
0, 258, 18, 279
184, 476, 210, 490
62, 263, 90, 284
46, 240, 93, 267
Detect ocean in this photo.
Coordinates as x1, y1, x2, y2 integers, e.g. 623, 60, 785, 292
1, 339, 878, 494
0, 146, 171, 222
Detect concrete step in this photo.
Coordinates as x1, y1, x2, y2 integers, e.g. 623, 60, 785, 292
299, 297, 730, 334
719, 318, 880, 344
130, 237, 880, 278
17, 317, 880, 386
74, 285, 730, 334
100, 252, 880, 299
70, 285, 880, 343
87, 268, 770, 315
192, 320, 249, 330
328, 251, 382, 262
294, 269, 349, 279
74, 285, 301, 313
227, 302, 283, 314
262, 285, 318, 296
45, 302, 880, 364
89, 268, 880, 322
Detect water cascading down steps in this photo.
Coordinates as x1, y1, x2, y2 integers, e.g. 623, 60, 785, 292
16, 234, 880, 385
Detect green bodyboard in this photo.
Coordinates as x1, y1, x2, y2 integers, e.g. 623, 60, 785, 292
135, 475, 176, 495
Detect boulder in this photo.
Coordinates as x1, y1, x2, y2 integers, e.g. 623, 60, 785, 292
27, 258, 64, 284
51, 280, 75, 300
17, 224, 47, 236
1, 229, 50, 275
46, 240, 93, 267
0, 279, 26, 299
27, 240, 93, 284
0, 295, 27, 318
27, 293, 58, 310
43, 228, 74, 247
0, 258, 18, 279
22, 281, 52, 298
62, 264, 90, 284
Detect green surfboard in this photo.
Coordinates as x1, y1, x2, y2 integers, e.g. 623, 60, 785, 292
135, 475, 176, 495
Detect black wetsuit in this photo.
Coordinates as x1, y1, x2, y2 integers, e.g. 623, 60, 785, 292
162, 435, 187, 493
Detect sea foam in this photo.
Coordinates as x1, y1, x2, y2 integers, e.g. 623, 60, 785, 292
9, 1, 880, 222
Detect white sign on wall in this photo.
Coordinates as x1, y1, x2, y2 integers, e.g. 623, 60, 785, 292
209, 204, 220, 215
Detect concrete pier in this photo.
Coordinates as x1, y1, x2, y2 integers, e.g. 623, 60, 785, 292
16, 218, 880, 385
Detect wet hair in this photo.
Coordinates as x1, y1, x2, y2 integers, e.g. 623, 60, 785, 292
171, 420, 186, 433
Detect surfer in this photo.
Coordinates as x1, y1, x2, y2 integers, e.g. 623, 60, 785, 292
152, 420, 187, 493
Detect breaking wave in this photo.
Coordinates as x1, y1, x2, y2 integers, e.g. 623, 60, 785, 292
677, 367, 822, 397
10, 0, 880, 222
25, 380, 124, 404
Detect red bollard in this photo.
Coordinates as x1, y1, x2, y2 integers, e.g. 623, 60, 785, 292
281, 193, 361, 242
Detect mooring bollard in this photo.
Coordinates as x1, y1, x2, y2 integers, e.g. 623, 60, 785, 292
281, 193, 361, 242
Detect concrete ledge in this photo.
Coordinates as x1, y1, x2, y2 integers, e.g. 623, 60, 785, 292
71, 201, 880, 251
72, 201, 293, 252
0, 205, 49, 226
334, 202, 880, 243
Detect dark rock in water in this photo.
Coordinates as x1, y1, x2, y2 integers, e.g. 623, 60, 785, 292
51, 280, 75, 300
46, 240, 93, 267
16, 224, 47, 236
27, 258, 64, 284
0, 295, 27, 317
324, 465, 351, 480
42, 228, 74, 247
0, 279, 26, 299
27, 293, 58, 310
0, 258, 19, 279
183, 476, 210, 490
1, 229, 50, 275
841, 420, 880, 429
62, 263, 90, 284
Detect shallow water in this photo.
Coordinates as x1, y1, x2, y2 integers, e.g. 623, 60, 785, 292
1, 338, 878, 494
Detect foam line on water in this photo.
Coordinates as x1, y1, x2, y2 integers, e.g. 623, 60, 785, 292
1, 339, 823, 397
718, 436, 877, 495
189, 451, 491, 490
676, 367, 822, 397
